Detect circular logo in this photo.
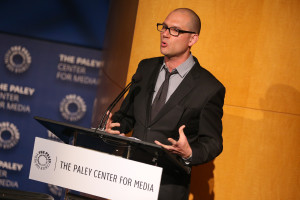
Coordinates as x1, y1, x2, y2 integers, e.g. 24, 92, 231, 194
4, 45, 32, 73
59, 94, 87, 122
0, 122, 20, 149
34, 150, 51, 170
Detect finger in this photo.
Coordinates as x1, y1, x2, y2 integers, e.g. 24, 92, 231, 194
155, 140, 173, 151
105, 112, 113, 124
106, 129, 121, 135
110, 122, 120, 128
179, 125, 186, 134
105, 115, 113, 129
120, 133, 125, 136
154, 140, 163, 146
106, 122, 120, 131
106, 112, 112, 121
106, 111, 112, 116
178, 125, 186, 139
168, 138, 177, 145
155, 140, 180, 155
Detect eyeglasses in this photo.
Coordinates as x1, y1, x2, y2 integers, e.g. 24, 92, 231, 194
157, 23, 196, 37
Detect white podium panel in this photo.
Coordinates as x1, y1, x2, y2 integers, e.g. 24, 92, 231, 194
29, 137, 162, 200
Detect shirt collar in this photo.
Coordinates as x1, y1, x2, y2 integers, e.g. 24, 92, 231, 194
161, 54, 195, 78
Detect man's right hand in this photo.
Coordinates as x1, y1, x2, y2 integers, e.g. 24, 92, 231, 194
105, 112, 125, 136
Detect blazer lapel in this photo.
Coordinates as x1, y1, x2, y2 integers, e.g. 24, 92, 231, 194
139, 57, 163, 126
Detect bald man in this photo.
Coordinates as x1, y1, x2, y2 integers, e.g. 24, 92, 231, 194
106, 8, 225, 200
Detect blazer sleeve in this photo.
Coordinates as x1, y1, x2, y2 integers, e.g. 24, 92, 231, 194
189, 85, 225, 165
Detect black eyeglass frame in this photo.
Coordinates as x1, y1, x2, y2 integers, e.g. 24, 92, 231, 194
157, 23, 196, 36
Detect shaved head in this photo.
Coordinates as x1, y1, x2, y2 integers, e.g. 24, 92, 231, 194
170, 8, 201, 34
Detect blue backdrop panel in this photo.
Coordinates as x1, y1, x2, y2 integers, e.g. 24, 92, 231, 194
0, 32, 104, 198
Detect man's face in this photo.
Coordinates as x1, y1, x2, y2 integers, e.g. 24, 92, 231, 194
160, 11, 194, 59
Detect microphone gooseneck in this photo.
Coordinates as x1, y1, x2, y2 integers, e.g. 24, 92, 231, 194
95, 73, 142, 132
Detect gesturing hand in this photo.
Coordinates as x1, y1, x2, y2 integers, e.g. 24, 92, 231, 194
154, 125, 192, 159
105, 112, 125, 136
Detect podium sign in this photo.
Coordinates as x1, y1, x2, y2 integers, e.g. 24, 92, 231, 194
29, 137, 162, 200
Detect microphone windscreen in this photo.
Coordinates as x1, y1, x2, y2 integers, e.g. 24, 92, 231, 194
132, 73, 142, 83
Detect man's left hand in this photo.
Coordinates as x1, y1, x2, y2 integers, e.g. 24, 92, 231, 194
154, 125, 192, 159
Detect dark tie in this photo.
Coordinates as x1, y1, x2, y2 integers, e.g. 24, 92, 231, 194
151, 68, 178, 120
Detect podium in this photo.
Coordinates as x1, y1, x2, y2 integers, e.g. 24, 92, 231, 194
31, 116, 190, 200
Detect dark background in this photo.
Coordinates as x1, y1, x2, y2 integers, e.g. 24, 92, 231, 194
0, 0, 110, 49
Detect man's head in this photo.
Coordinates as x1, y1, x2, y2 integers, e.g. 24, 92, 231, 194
171, 8, 201, 34
159, 8, 201, 60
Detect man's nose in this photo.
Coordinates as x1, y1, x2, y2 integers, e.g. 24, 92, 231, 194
162, 28, 170, 37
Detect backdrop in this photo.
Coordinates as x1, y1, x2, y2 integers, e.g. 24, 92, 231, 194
0, 32, 103, 199
125, 0, 300, 199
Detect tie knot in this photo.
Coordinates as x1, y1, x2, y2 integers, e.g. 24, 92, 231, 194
164, 68, 178, 79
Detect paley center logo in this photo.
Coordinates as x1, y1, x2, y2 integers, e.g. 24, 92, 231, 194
59, 94, 86, 122
4, 45, 32, 73
0, 122, 20, 149
34, 150, 51, 170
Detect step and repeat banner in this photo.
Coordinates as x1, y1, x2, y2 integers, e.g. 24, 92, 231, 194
0, 32, 104, 199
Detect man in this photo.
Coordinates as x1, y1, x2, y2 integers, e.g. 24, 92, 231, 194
106, 8, 225, 200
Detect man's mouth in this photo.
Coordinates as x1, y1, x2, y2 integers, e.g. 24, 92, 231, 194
161, 41, 167, 47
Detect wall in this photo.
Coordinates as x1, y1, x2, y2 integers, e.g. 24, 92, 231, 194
126, 0, 300, 199
92, 0, 139, 127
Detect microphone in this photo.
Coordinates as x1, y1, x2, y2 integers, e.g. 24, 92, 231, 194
96, 73, 142, 132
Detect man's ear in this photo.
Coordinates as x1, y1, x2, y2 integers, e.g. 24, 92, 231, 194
189, 34, 199, 47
